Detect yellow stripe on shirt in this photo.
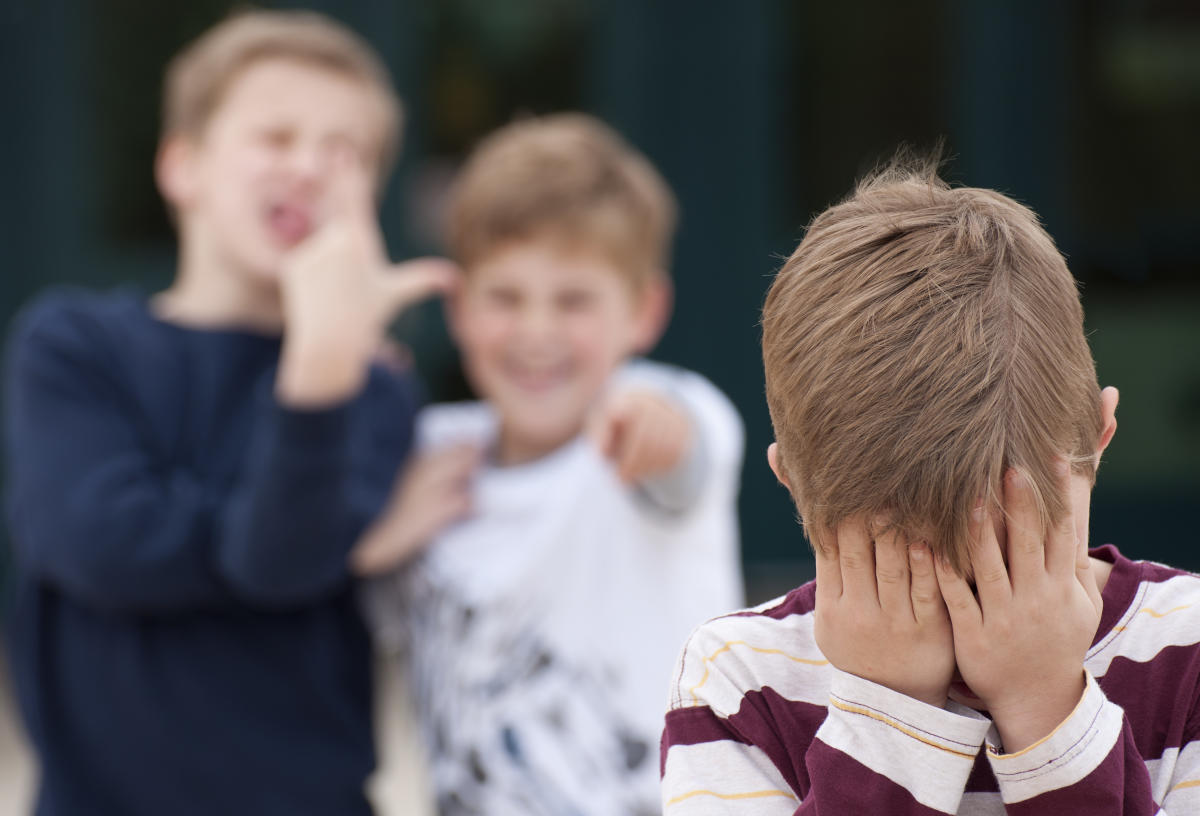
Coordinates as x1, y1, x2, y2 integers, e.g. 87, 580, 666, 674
665, 787, 799, 807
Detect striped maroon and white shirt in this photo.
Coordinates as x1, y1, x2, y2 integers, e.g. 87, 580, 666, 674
661, 545, 1200, 815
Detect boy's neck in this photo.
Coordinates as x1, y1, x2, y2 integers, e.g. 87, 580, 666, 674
153, 239, 284, 333
494, 425, 580, 467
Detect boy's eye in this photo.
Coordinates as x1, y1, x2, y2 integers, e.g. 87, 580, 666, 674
259, 128, 293, 149
557, 291, 594, 311
484, 288, 520, 309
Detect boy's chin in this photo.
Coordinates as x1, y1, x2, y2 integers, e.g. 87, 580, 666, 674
233, 249, 288, 286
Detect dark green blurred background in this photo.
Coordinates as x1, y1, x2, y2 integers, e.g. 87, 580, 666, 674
1, 0, 1197, 604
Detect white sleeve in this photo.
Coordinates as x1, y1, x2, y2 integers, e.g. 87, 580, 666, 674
614, 360, 745, 514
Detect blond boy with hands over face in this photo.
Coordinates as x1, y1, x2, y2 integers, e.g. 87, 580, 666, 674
357, 114, 744, 816
5, 12, 451, 816
661, 159, 1196, 814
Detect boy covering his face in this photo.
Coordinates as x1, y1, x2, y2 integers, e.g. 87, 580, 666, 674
660, 158, 1199, 814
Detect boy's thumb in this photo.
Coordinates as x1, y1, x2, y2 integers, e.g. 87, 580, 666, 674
380, 258, 459, 312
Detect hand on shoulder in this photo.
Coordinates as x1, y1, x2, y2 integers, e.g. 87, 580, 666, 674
349, 442, 482, 575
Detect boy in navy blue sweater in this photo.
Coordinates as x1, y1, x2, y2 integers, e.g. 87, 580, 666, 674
3, 11, 452, 815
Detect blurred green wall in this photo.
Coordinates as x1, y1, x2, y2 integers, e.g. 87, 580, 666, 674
2, 0, 1196, 606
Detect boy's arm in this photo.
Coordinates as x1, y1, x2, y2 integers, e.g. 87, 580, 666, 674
220, 153, 454, 604
934, 463, 1188, 814
983, 676, 1166, 814
6, 305, 246, 611
348, 442, 480, 576
4, 298, 432, 613
661, 609, 991, 815
800, 520, 988, 813
661, 680, 993, 816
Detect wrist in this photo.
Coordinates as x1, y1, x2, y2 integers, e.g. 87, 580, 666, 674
988, 670, 1087, 753
276, 336, 370, 407
894, 682, 949, 709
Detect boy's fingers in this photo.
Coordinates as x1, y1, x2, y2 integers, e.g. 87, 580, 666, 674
837, 518, 878, 607
1045, 457, 1078, 578
587, 396, 626, 461
1003, 467, 1046, 586
812, 526, 843, 603
379, 259, 459, 313
423, 445, 483, 484
326, 146, 375, 224
908, 543, 945, 625
934, 553, 981, 627
616, 414, 653, 482
873, 526, 911, 616
968, 504, 1012, 608
1076, 556, 1104, 617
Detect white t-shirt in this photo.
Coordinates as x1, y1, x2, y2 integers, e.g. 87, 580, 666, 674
365, 360, 744, 816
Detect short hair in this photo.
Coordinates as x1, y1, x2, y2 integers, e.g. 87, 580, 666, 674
445, 113, 677, 287
761, 157, 1103, 573
162, 9, 403, 175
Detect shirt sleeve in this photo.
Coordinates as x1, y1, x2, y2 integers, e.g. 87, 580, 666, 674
3, 299, 411, 612
661, 620, 992, 815
987, 671, 1181, 815
807, 669, 991, 814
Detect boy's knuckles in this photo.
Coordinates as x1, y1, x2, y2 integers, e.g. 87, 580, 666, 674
875, 564, 908, 584
910, 587, 939, 606
839, 551, 872, 572
975, 566, 1009, 587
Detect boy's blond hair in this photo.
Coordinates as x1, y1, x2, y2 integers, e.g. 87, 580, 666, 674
445, 114, 677, 287
163, 9, 402, 174
762, 158, 1103, 573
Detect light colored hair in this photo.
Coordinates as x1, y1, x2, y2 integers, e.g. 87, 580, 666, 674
761, 157, 1103, 573
445, 113, 677, 287
162, 9, 402, 174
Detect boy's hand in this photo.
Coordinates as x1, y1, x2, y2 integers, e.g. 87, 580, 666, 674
276, 150, 457, 406
934, 461, 1103, 753
588, 388, 691, 484
349, 443, 481, 576
813, 520, 955, 707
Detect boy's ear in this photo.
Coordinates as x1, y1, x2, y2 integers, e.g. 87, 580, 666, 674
155, 135, 198, 210
767, 443, 791, 490
631, 275, 673, 354
1096, 386, 1119, 457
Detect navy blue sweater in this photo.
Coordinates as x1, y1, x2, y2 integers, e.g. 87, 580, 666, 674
3, 289, 418, 815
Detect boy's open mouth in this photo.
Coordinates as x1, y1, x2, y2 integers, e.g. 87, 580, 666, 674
265, 202, 314, 245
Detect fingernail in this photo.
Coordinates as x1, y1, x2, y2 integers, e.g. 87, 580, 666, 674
909, 545, 926, 562
1055, 457, 1071, 478
971, 504, 986, 522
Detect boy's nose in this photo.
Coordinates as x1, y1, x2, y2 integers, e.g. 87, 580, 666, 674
286, 143, 330, 188
515, 306, 560, 342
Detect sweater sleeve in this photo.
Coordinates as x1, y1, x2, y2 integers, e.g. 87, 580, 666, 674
4, 299, 409, 612
987, 671, 1187, 815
